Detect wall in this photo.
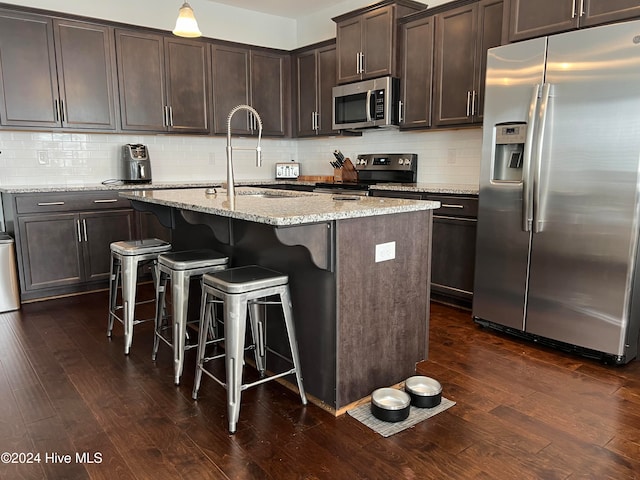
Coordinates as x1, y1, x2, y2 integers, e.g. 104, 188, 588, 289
0, 128, 481, 187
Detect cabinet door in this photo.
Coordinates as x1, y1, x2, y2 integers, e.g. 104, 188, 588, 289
81, 209, 134, 282
580, 0, 640, 27
508, 0, 577, 42
317, 44, 338, 136
295, 50, 319, 137
361, 5, 394, 80
431, 216, 477, 305
53, 20, 117, 130
434, 4, 477, 127
17, 213, 83, 291
250, 50, 287, 137
164, 37, 209, 133
0, 11, 60, 128
475, 0, 506, 123
211, 44, 250, 135
336, 16, 362, 84
400, 16, 434, 130
115, 29, 166, 131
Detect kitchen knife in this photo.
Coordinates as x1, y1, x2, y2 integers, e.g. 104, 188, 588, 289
333, 150, 345, 167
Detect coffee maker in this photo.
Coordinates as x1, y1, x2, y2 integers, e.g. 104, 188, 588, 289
121, 144, 152, 183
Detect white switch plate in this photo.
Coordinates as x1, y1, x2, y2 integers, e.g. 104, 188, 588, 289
375, 241, 396, 263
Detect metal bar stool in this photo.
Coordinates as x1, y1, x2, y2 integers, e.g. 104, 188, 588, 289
192, 265, 307, 434
152, 249, 229, 385
107, 238, 172, 355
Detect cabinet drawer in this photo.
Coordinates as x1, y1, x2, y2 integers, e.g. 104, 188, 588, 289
15, 192, 131, 214
424, 195, 478, 218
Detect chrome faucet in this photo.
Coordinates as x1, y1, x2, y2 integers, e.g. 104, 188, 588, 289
226, 104, 263, 201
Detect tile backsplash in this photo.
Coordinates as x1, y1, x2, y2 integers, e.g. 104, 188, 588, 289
0, 128, 482, 187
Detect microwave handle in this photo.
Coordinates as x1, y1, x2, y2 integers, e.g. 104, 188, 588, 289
366, 89, 373, 122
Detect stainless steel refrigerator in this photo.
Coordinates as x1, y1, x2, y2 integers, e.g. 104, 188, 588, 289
473, 20, 640, 364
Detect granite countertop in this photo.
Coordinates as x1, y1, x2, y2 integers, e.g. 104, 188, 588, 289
0, 180, 477, 195
121, 187, 440, 226
368, 183, 479, 195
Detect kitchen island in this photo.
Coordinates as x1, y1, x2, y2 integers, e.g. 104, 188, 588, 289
121, 187, 439, 413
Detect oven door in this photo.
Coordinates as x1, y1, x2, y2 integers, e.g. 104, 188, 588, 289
333, 90, 372, 130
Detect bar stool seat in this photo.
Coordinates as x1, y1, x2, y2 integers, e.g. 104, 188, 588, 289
193, 265, 307, 434
107, 238, 172, 355
153, 249, 229, 385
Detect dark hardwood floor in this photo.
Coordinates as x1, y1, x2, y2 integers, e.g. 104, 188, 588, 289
1, 290, 640, 479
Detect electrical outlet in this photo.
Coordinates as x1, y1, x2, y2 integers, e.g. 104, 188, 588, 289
37, 150, 50, 166
375, 241, 396, 263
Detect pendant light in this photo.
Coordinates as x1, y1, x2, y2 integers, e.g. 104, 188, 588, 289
172, 2, 202, 38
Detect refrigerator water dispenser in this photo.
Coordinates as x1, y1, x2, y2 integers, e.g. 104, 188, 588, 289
493, 123, 527, 182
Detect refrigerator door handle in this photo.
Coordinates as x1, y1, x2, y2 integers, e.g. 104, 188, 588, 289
522, 84, 541, 232
533, 83, 552, 233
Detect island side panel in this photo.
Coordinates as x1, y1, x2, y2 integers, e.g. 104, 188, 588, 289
336, 210, 432, 408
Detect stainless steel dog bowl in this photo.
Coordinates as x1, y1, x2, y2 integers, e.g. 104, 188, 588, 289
405, 376, 442, 408
371, 387, 411, 422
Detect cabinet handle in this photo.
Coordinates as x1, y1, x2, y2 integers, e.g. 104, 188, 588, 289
82, 219, 88, 242
60, 99, 65, 123
311, 111, 316, 130
54, 99, 60, 122
169, 106, 174, 127
356, 52, 360, 74
466, 91, 471, 117
571, 0, 577, 18
579, 0, 585, 16
360, 52, 365, 74
315, 112, 320, 131
471, 90, 477, 116
93, 199, 118, 203
76, 219, 82, 243
37, 201, 65, 206
441, 204, 465, 209
398, 100, 404, 123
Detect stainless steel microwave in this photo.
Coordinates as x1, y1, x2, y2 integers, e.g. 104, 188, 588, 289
332, 76, 400, 130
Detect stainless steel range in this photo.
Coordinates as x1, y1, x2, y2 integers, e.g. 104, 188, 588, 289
314, 153, 417, 195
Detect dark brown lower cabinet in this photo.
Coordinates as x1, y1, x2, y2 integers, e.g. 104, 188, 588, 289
3, 191, 138, 302
17, 209, 134, 298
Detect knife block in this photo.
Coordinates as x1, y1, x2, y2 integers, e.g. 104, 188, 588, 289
334, 158, 358, 183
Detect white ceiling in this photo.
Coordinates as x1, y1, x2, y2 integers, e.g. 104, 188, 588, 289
206, 0, 354, 19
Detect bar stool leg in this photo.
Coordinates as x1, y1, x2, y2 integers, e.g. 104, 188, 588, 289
172, 269, 191, 385
226, 295, 248, 434
280, 288, 307, 405
192, 288, 211, 399
107, 254, 120, 337
248, 299, 266, 376
121, 255, 139, 355
152, 270, 169, 361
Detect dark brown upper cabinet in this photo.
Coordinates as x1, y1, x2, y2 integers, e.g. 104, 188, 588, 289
211, 44, 289, 137
433, 0, 506, 127
508, 0, 640, 42
115, 29, 209, 133
398, 15, 435, 130
294, 41, 338, 137
333, 0, 427, 85
0, 11, 117, 130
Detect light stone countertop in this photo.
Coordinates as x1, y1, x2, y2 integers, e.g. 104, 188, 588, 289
121, 187, 440, 226
368, 183, 479, 195
0, 180, 477, 195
